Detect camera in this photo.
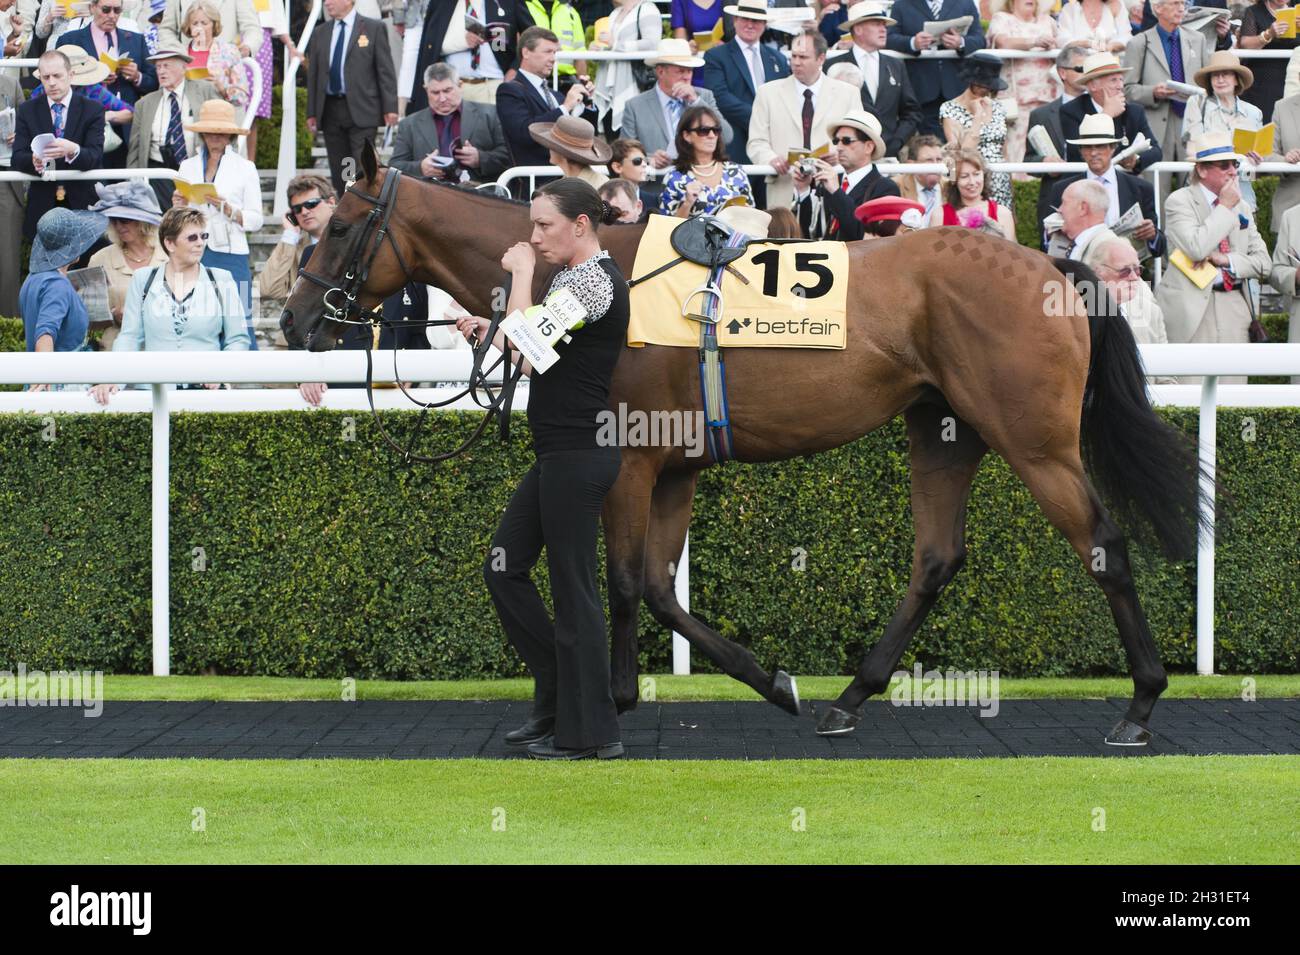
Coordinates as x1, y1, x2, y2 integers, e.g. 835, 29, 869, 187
796, 157, 819, 178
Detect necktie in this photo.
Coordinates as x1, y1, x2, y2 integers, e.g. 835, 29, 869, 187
1212, 198, 1234, 290
668, 95, 684, 130
51, 102, 64, 138
802, 88, 814, 149
841, 177, 850, 192
746, 44, 763, 93
167, 91, 186, 163
929, 0, 943, 17
921, 186, 936, 215
328, 20, 345, 96
1167, 31, 1185, 118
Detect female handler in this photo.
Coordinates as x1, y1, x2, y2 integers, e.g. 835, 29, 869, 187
456, 178, 630, 761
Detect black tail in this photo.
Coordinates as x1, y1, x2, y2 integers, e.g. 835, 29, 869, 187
1053, 258, 1210, 561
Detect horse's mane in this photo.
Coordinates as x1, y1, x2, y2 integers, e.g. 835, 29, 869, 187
419, 176, 532, 209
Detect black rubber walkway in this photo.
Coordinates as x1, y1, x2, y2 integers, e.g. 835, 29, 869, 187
0, 698, 1296, 759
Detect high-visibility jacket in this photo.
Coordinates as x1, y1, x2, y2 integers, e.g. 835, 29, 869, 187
524, 0, 585, 76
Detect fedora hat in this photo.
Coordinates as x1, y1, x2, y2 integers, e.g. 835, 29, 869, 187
1192, 50, 1253, 95
89, 179, 164, 226
56, 45, 110, 86
529, 115, 612, 165
1078, 51, 1129, 84
840, 1, 896, 29
1189, 131, 1246, 165
147, 46, 194, 63
957, 52, 1008, 92
715, 203, 771, 238
1066, 113, 1122, 146
723, 1, 770, 20
30, 207, 109, 273
185, 98, 249, 136
645, 37, 705, 68
826, 109, 888, 159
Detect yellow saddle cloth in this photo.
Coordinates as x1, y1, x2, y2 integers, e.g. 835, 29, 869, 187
627, 214, 849, 349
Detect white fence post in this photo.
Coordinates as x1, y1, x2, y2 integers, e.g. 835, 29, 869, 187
1197, 376, 1218, 676
673, 532, 690, 674
151, 384, 170, 677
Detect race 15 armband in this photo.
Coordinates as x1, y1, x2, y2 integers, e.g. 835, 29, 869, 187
498, 288, 589, 375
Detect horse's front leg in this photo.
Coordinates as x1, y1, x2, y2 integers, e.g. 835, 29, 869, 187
603, 450, 659, 714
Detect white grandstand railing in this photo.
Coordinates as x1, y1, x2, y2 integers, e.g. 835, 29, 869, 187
274, 0, 322, 219
1, 346, 1298, 678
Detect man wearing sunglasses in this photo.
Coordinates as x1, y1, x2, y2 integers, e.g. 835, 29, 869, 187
792, 110, 898, 241
259, 174, 338, 304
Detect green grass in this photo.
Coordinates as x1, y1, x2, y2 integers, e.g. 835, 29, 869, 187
94, 673, 1300, 702
3, 756, 1296, 863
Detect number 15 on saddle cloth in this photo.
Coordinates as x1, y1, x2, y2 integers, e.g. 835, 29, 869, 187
627, 215, 849, 349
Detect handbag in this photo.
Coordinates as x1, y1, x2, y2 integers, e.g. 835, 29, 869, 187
631, 2, 657, 93
1240, 281, 1269, 343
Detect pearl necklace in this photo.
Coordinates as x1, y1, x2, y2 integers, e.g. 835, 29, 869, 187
691, 161, 719, 176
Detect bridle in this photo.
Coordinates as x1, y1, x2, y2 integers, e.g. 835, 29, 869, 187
294, 168, 527, 464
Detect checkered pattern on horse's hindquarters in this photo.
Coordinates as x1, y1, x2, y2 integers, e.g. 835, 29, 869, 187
928, 231, 1044, 285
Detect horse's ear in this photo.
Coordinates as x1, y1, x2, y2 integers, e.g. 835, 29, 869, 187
360, 140, 378, 185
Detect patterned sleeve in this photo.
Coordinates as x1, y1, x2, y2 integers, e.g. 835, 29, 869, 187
548, 258, 615, 325
729, 164, 753, 206
658, 169, 685, 215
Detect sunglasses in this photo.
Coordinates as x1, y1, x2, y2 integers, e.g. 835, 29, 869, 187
1103, 264, 1142, 278
1202, 160, 1239, 170
626, 156, 645, 166
687, 126, 721, 136
182, 232, 210, 242
831, 136, 864, 146
290, 197, 327, 215
98, 5, 123, 12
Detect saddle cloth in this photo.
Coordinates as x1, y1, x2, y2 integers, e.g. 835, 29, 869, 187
627, 214, 849, 349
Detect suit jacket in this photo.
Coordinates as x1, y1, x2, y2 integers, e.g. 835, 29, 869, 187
125, 80, 221, 170
1267, 202, 1300, 333
495, 72, 598, 166
389, 101, 511, 182
60, 26, 157, 155
1155, 184, 1271, 343
824, 46, 922, 157
802, 165, 901, 240
307, 14, 398, 128
747, 75, 861, 209
699, 38, 791, 165
621, 85, 732, 158
1123, 25, 1214, 162
407, 0, 534, 113
12, 94, 106, 238
885, 0, 987, 106
1060, 96, 1163, 172
1270, 94, 1300, 230
1047, 224, 1118, 264
1026, 96, 1070, 241
1047, 169, 1166, 258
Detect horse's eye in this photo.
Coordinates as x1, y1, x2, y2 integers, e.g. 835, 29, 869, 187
329, 223, 348, 238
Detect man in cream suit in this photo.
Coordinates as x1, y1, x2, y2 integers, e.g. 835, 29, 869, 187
1156, 134, 1271, 383
1268, 93, 1300, 233
1267, 199, 1300, 381
747, 29, 859, 212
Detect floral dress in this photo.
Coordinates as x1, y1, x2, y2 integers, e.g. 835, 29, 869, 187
190, 39, 250, 113
658, 162, 754, 216
986, 11, 1059, 164
939, 98, 1012, 208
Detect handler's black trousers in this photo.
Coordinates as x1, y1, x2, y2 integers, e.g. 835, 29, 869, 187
484, 447, 622, 749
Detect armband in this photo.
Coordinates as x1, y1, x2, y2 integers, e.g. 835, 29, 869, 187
498, 288, 589, 375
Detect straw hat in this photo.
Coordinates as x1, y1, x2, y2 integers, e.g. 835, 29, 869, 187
723, 1, 770, 21
89, 179, 164, 226
715, 204, 771, 238
30, 208, 109, 273
529, 115, 612, 165
840, 1, 896, 30
56, 45, 110, 86
645, 37, 705, 69
1189, 131, 1246, 165
1078, 52, 1129, 85
1066, 113, 1122, 146
826, 109, 888, 159
1192, 50, 1253, 95
185, 99, 249, 136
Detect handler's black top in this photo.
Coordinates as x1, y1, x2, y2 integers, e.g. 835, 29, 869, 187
526, 250, 630, 454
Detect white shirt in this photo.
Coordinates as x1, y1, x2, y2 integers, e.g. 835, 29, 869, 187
523, 68, 580, 116
853, 46, 881, 101
1088, 167, 1121, 226
150, 81, 197, 164
794, 75, 823, 113
1069, 221, 1108, 260
176, 147, 265, 255
917, 182, 940, 217
327, 8, 359, 94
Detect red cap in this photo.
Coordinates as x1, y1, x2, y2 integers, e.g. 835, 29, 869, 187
854, 196, 926, 226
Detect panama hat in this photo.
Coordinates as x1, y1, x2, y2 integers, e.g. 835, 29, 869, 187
30, 208, 110, 273
1065, 113, 1122, 146
1192, 50, 1253, 95
645, 38, 705, 69
1078, 52, 1129, 84
826, 109, 888, 159
185, 98, 249, 136
56, 45, 110, 86
529, 115, 612, 165
715, 204, 771, 238
89, 179, 164, 226
723, 1, 770, 20
147, 47, 194, 63
957, 52, 1008, 92
1189, 131, 1246, 164
840, 1, 896, 30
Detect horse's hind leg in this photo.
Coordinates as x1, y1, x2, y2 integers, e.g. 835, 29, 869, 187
818, 402, 988, 735
640, 468, 800, 716
603, 451, 657, 715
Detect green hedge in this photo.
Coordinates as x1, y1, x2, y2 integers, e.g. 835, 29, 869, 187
254, 85, 314, 172
0, 410, 1296, 678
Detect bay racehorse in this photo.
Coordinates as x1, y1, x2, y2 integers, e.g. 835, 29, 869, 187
281, 146, 1206, 745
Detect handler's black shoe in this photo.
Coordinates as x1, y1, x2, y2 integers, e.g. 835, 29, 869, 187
526, 737, 625, 760
505, 717, 555, 745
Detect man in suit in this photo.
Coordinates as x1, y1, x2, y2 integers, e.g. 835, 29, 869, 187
824, 2, 921, 158
307, 0, 399, 196
1061, 52, 1163, 173
1156, 133, 1271, 382
126, 48, 220, 210
1047, 114, 1165, 260
409, 0, 534, 112
0, 65, 23, 317
794, 109, 899, 240
885, 0, 987, 138
59, 0, 157, 165
1270, 93, 1300, 236
748, 29, 860, 212
1026, 41, 1090, 240
495, 26, 596, 169
1123, 0, 1222, 164
1046, 179, 1117, 260
1268, 199, 1300, 378
699, 2, 791, 168
893, 132, 944, 220
391, 62, 510, 182
12, 50, 106, 240
621, 38, 732, 171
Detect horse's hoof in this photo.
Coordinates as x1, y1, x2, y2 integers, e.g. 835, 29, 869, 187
615, 697, 638, 715
769, 670, 801, 716
815, 705, 861, 736
1105, 719, 1152, 747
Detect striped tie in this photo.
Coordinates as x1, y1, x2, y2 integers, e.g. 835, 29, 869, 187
167, 92, 186, 163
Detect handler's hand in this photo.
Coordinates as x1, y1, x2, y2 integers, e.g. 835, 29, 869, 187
90, 384, 119, 405
298, 381, 328, 406
456, 314, 492, 343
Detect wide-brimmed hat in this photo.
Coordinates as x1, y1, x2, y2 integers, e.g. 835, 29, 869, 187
30, 207, 109, 273
957, 52, 1008, 92
185, 98, 249, 136
56, 45, 110, 86
1192, 50, 1253, 95
1066, 113, 1122, 146
645, 38, 705, 69
529, 115, 612, 165
723, 1, 770, 21
1078, 52, 1129, 85
149, 0, 166, 16
148, 46, 193, 64
826, 109, 888, 158
715, 204, 771, 238
840, 1, 896, 29
89, 179, 164, 226
1189, 132, 1246, 164
854, 195, 926, 225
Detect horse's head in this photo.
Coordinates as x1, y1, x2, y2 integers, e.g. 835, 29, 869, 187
281, 141, 411, 351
